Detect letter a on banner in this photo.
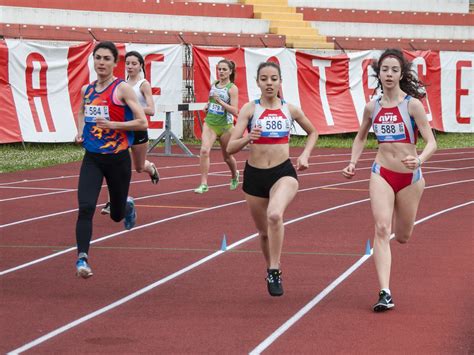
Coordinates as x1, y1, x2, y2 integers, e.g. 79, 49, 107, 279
25, 53, 56, 133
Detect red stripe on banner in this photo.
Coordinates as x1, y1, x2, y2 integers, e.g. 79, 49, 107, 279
114, 43, 127, 80
67, 42, 94, 132
404, 50, 444, 131
0, 40, 22, 143
144, 53, 164, 129
192, 47, 247, 138
455, 60, 471, 125
297, 52, 359, 134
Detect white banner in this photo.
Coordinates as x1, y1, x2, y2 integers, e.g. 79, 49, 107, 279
1, 41, 473, 143
3, 40, 183, 142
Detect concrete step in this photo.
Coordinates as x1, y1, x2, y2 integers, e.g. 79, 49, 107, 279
270, 19, 310, 28
287, 39, 334, 49
286, 34, 327, 42
241, 0, 288, 5
270, 26, 320, 36
253, 4, 296, 13
254, 11, 303, 21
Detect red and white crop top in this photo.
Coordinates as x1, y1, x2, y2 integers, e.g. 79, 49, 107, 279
248, 99, 293, 144
371, 95, 418, 144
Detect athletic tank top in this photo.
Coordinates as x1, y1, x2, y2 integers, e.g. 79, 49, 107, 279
82, 79, 134, 154
371, 95, 418, 144
248, 99, 293, 144
205, 81, 234, 125
132, 79, 147, 108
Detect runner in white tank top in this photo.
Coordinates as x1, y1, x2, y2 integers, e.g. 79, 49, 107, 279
125, 52, 159, 183
100, 51, 159, 214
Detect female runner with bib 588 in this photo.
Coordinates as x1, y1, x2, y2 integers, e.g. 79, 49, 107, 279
342, 48, 437, 311
227, 62, 318, 297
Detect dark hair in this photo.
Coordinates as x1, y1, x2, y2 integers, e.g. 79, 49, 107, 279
256, 61, 281, 80
93, 41, 118, 63
125, 51, 146, 79
218, 59, 236, 83
371, 48, 426, 99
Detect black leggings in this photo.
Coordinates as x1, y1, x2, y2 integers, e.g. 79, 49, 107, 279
76, 150, 131, 255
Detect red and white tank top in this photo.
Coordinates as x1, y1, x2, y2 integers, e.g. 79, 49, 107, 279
371, 95, 418, 144
248, 99, 293, 144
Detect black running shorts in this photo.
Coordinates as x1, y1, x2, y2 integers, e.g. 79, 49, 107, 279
133, 130, 149, 145
243, 159, 297, 198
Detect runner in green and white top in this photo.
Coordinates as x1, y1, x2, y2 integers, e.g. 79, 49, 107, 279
206, 81, 234, 127
195, 59, 239, 194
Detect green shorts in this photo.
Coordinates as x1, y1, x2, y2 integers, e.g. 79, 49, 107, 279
207, 122, 232, 137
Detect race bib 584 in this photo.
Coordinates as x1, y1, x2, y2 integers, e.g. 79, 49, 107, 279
84, 105, 110, 123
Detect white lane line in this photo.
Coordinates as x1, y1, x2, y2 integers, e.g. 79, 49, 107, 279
0, 168, 370, 228
5, 180, 473, 353
0, 178, 373, 274
0, 190, 77, 202
0, 151, 373, 186
0, 175, 79, 186
0, 150, 468, 186
248, 200, 474, 355
0, 186, 72, 191
8, 192, 473, 355
6, 198, 370, 355
0, 199, 242, 276
2, 164, 472, 228
0, 180, 235, 229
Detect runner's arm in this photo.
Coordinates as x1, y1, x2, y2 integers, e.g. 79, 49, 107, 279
227, 101, 257, 154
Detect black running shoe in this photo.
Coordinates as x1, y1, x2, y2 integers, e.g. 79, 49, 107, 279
266, 269, 284, 297
373, 290, 395, 312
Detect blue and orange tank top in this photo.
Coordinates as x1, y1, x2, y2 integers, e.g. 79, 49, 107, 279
82, 78, 134, 154
248, 99, 293, 144
371, 95, 418, 144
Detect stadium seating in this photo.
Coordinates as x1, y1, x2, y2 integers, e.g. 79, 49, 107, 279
1, 0, 473, 50
289, 0, 474, 51
288, 0, 470, 13
0, 0, 285, 47
241, 0, 333, 49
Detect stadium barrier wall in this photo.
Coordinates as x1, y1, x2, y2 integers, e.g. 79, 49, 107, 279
0, 39, 472, 143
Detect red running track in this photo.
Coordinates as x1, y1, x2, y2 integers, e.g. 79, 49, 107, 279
0, 147, 473, 354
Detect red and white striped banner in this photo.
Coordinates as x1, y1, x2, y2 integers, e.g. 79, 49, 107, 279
0, 40, 183, 143
0, 41, 472, 143
193, 47, 473, 136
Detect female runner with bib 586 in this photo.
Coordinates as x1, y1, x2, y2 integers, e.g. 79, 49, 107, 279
342, 48, 437, 311
227, 62, 318, 297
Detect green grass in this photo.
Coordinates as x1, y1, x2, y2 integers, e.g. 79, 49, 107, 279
0, 132, 472, 173
0, 143, 84, 174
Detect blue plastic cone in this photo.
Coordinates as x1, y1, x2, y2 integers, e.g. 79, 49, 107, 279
220, 234, 227, 251
365, 239, 372, 255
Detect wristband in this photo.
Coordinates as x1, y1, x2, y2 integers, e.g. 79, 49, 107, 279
417, 157, 422, 167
